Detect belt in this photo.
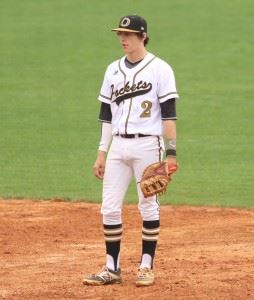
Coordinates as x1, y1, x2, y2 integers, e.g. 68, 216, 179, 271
115, 133, 151, 139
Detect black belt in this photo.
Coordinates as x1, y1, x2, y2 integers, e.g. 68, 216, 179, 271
116, 133, 151, 138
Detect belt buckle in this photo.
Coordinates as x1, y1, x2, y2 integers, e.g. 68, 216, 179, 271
134, 134, 139, 138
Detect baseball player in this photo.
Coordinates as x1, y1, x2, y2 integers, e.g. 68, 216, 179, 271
83, 15, 179, 286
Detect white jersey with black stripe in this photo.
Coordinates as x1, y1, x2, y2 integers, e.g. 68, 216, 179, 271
98, 52, 179, 136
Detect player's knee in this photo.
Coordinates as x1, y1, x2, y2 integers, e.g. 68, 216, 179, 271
138, 205, 160, 221
101, 209, 122, 225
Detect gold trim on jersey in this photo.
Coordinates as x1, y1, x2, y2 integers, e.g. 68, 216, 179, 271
125, 55, 156, 134
158, 91, 178, 100
100, 93, 112, 101
118, 59, 127, 85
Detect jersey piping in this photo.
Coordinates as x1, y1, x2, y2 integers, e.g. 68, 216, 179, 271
118, 59, 127, 132
123, 55, 156, 134
99, 94, 112, 101
158, 92, 178, 100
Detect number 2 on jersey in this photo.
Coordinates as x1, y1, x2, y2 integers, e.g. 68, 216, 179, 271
140, 100, 152, 118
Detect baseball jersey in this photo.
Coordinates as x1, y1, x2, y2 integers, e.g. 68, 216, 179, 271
98, 52, 179, 136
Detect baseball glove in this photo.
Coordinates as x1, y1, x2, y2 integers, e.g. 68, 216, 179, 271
140, 162, 178, 198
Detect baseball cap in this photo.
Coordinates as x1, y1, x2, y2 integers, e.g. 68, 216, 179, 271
112, 15, 147, 33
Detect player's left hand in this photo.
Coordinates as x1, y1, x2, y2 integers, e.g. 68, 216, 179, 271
164, 156, 177, 173
140, 160, 178, 198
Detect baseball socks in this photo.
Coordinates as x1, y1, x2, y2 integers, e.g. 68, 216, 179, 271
140, 220, 160, 269
103, 224, 123, 271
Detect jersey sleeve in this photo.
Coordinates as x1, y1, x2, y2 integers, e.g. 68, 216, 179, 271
98, 67, 112, 104
157, 62, 179, 103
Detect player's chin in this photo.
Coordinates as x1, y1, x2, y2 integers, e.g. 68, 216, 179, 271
121, 46, 129, 53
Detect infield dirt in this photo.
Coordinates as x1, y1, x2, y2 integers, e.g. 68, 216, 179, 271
0, 200, 253, 300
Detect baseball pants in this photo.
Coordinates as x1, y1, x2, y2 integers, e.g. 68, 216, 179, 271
101, 135, 164, 225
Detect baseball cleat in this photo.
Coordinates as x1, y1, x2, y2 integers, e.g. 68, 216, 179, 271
83, 266, 122, 285
135, 267, 155, 286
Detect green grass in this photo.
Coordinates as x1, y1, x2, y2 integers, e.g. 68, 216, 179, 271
0, 0, 253, 207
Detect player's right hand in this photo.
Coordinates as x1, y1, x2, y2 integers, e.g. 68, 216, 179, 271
93, 151, 106, 180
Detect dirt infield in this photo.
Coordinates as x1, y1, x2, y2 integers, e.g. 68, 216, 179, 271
0, 200, 253, 300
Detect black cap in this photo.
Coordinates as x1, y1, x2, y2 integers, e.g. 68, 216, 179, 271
112, 15, 147, 33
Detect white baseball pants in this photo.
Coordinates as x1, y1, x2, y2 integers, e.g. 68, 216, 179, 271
101, 135, 164, 225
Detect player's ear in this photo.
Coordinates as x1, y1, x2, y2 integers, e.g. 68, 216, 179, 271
142, 32, 149, 46
142, 32, 147, 41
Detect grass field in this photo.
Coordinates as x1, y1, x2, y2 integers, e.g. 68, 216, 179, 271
0, 0, 253, 207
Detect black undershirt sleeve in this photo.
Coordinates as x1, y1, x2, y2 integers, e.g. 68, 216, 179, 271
160, 98, 177, 120
99, 102, 112, 123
